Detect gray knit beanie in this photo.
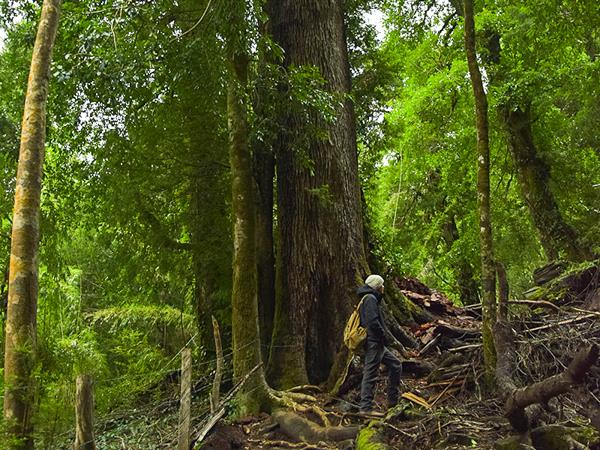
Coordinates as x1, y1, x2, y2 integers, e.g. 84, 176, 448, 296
365, 274, 384, 289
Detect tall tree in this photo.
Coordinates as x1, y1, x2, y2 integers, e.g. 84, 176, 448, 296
463, 0, 496, 379
478, 2, 594, 262
501, 103, 593, 262
267, 0, 368, 387
3, 0, 62, 447
253, 2, 277, 361
226, 0, 270, 414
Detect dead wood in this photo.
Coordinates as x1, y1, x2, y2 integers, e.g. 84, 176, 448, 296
506, 344, 598, 431
210, 317, 223, 413
247, 438, 337, 449
396, 276, 432, 295
533, 262, 567, 286
402, 359, 434, 378
495, 313, 598, 432
272, 410, 359, 444
507, 300, 561, 311
381, 301, 419, 349
434, 323, 480, 339
526, 313, 596, 333
191, 363, 262, 445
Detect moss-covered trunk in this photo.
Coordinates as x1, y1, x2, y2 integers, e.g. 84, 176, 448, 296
267, 0, 368, 387
502, 104, 593, 262
463, 0, 497, 381
226, 4, 269, 414
3, 1, 61, 447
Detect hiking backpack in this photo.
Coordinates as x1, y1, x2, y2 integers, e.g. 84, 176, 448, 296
343, 295, 368, 351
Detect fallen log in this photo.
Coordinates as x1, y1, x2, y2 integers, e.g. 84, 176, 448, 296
494, 274, 599, 433
505, 343, 598, 431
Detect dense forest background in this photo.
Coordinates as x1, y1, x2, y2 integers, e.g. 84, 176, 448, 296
0, 0, 598, 448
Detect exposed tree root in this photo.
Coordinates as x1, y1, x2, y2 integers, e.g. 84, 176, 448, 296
247, 438, 338, 449
286, 385, 321, 394
266, 386, 333, 427
268, 387, 317, 408
272, 410, 358, 444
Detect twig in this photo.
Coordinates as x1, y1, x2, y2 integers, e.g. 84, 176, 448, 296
210, 316, 223, 413
526, 314, 596, 333
417, 334, 440, 357
191, 363, 262, 444
448, 343, 482, 352
430, 369, 467, 408
381, 421, 417, 438
508, 299, 561, 311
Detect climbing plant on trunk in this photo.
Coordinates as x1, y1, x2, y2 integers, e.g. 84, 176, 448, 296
3, 0, 62, 447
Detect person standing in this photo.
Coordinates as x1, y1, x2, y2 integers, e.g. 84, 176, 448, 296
358, 275, 402, 414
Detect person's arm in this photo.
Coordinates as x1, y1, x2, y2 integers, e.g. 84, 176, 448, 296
363, 296, 386, 343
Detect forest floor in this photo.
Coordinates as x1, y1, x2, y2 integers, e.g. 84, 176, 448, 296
199, 261, 600, 450
71, 260, 600, 450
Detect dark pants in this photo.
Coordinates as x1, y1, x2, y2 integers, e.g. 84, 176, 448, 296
359, 340, 402, 411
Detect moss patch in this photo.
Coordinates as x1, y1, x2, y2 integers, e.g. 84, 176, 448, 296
355, 424, 389, 450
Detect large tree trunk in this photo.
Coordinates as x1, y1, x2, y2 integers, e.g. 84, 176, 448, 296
3, 1, 61, 447
463, 0, 496, 381
254, 6, 276, 361
226, 2, 269, 414
267, 0, 368, 387
254, 143, 275, 361
502, 104, 593, 262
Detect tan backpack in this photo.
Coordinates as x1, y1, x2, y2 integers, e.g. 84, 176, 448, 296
343, 295, 368, 351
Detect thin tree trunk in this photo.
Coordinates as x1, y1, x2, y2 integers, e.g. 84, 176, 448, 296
463, 0, 496, 381
177, 349, 191, 450
502, 104, 593, 262
74, 374, 95, 450
268, 0, 368, 388
3, 1, 61, 447
226, 0, 270, 414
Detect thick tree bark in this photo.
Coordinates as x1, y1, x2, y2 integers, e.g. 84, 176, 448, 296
502, 104, 593, 262
463, 0, 496, 381
254, 145, 275, 361
3, 1, 61, 447
254, 7, 276, 360
268, 0, 368, 388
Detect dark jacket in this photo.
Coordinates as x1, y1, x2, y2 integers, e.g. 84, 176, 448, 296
357, 285, 387, 345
